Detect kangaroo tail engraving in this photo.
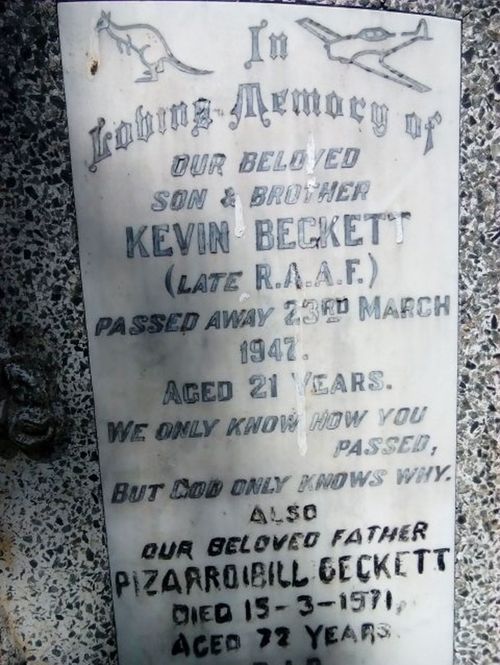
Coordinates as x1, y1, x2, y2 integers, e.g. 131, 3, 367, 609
96, 11, 213, 82
161, 51, 212, 76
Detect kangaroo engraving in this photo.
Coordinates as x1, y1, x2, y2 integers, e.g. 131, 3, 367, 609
95, 11, 213, 82
297, 17, 432, 92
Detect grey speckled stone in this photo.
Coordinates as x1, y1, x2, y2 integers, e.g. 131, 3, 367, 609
0, 1, 498, 664
0, 1, 116, 663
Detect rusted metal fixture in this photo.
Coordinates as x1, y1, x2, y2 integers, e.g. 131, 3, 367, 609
0, 341, 61, 460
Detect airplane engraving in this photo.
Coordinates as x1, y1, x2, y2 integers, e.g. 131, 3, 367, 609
297, 17, 432, 93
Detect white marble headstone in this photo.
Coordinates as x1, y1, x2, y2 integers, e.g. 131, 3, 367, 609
58, 3, 460, 663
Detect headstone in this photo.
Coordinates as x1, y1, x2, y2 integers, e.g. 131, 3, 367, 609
58, 2, 460, 663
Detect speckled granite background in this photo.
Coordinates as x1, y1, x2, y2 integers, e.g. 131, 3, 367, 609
0, 1, 497, 664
